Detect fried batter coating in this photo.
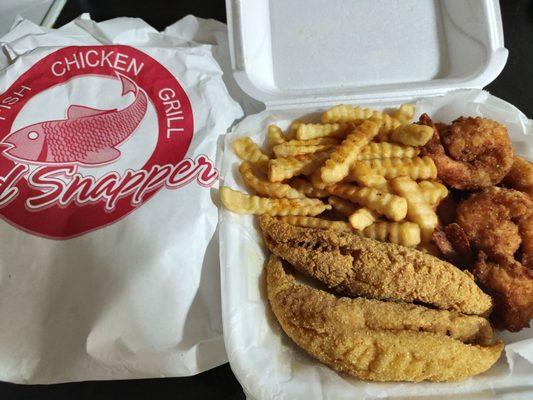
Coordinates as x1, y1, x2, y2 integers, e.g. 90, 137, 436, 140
267, 255, 503, 382
474, 253, 533, 332
260, 216, 492, 315
421, 115, 514, 190
456, 187, 533, 264
503, 155, 533, 197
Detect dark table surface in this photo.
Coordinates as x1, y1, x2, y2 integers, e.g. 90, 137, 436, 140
1, 1, 532, 399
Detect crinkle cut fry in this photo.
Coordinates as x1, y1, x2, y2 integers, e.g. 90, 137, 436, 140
268, 151, 331, 182
288, 177, 329, 198
267, 255, 503, 382
328, 183, 407, 221
358, 142, 419, 160
320, 119, 381, 185
220, 187, 330, 216
260, 215, 493, 316
239, 161, 304, 199
278, 216, 352, 232
296, 123, 354, 140
232, 136, 269, 171
349, 156, 437, 181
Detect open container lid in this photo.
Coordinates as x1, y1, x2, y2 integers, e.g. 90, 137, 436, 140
226, 0, 508, 108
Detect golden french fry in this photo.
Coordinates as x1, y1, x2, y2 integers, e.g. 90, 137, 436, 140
267, 125, 286, 150
365, 179, 447, 208
290, 120, 304, 136
418, 180, 449, 207
358, 142, 419, 160
327, 196, 358, 217
284, 137, 341, 147
273, 143, 332, 158
321, 104, 375, 123
328, 183, 407, 221
232, 137, 269, 170
239, 161, 304, 199
348, 162, 388, 187
362, 221, 421, 247
220, 187, 330, 216
373, 113, 403, 140
320, 119, 381, 184
349, 207, 378, 230
279, 216, 421, 247
296, 123, 353, 140
288, 177, 329, 198
389, 123, 434, 146
309, 166, 329, 190
278, 216, 352, 232
391, 104, 415, 124
268, 151, 331, 182
349, 157, 437, 181
354, 174, 388, 187
391, 176, 439, 241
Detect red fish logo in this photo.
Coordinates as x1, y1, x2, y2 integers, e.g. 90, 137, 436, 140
0, 45, 218, 239
2, 73, 147, 166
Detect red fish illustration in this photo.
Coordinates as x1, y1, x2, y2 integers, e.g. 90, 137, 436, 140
1, 72, 147, 166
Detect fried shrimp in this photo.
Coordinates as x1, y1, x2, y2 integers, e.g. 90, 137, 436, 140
456, 187, 533, 265
503, 155, 533, 197
421, 115, 514, 190
474, 252, 533, 332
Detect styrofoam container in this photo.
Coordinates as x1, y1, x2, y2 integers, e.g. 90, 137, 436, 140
220, 1, 533, 399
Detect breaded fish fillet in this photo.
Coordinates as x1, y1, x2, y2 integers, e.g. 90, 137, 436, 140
267, 255, 504, 382
260, 215, 492, 315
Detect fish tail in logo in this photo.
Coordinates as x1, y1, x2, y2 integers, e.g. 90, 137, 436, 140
0, 45, 216, 239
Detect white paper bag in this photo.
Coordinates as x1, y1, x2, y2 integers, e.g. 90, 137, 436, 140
0, 14, 242, 383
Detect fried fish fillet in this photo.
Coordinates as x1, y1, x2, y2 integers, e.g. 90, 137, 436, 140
260, 215, 492, 315
267, 255, 503, 382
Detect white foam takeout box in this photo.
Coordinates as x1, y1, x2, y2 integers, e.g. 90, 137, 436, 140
219, 1, 533, 399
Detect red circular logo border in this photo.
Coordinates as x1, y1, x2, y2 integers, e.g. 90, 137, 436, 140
0, 45, 194, 239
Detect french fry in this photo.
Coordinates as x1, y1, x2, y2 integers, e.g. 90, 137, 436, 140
278, 216, 352, 232
279, 216, 421, 247
296, 123, 353, 140
309, 167, 328, 190
288, 177, 329, 198
366, 179, 447, 208
418, 180, 448, 207
321, 104, 374, 123
391, 104, 415, 124
239, 161, 303, 199
268, 151, 331, 182
373, 113, 403, 140
284, 137, 341, 146
220, 187, 330, 216
353, 174, 388, 187
348, 162, 388, 187
348, 156, 437, 181
391, 176, 439, 242
362, 221, 421, 247
349, 207, 378, 230
328, 183, 407, 221
389, 123, 434, 146
289, 120, 304, 137
273, 143, 332, 158
232, 137, 269, 170
327, 196, 358, 217
320, 119, 381, 184
358, 142, 419, 160
267, 125, 286, 150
